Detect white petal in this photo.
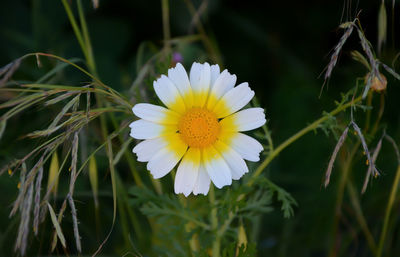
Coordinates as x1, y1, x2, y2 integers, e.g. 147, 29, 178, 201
129, 120, 171, 140
220, 108, 266, 132
193, 164, 211, 195
202, 146, 232, 189
190, 62, 211, 107
189, 62, 202, 87
174, 148, 200, 197
133, 137, 167, 162
210, 64, 221, 87
228, 133, 263, 162
206, 70, 237, 110
132, 103, 180, 125
147, 145, 187, 179
154, 75, 186, 113
214, 140, 249, 180
168, 63, 194, 108
213, 82, 255, 118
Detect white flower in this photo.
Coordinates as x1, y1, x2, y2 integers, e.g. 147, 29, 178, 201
130, 62, 266, 196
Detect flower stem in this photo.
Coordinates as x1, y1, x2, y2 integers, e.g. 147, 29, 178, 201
209, 186, 220, 257
250, 95, 363, 184
376, 165, 400, 257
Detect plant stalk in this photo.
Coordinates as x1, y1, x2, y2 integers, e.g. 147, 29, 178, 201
209, 186, 220, 257
377, 165, 400, 257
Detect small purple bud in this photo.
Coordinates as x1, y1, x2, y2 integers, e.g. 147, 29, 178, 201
172, 52, 183, 64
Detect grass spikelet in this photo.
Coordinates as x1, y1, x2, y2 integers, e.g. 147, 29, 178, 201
357, 28, 376, 68
324, 24, 354, 80
68, 195, 82, 252
69, 132, 79, 192
48, 95, 80, 130
362, 137, 383, 193
47, 151, 60, 196
14, 183, 33, 256
380, 62, 400, 80
92, 0, 99, 9
356, 26, 384, 98
10, 154, 46, 217
377, 0, 387, 54
0, 119, 6, 140
33, 167, 43, 236
45, 91, 80, 106
47, 202, 66, 248
351, 50, 371, 70
89, 155, 99, 208
351, 121, 379, 193
0, 58, 21, 87
325, 126, 349, 187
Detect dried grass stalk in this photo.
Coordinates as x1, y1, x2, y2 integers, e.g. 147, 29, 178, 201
381, 62, 400, 80
362, 137, 382, 193
324, 25, 354, 80
45, 91, 80, 106
351, 122, 379, 193
324, 126, 349, 187
33, 167, 43, 235
68, 195, 82, 252
14, 183, 33, 256
10, 154, 46, 217
69, 132, 79, 193
0, 58, 21, 87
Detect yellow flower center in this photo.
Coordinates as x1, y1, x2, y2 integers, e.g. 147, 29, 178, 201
178, 107, 220, 148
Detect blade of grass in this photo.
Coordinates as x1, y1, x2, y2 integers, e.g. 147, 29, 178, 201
47, 202, 66, 248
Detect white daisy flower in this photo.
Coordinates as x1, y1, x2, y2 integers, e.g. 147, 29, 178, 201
130, 62, 266, 196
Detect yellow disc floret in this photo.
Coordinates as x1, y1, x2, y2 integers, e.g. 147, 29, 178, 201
178, 107, 220, 148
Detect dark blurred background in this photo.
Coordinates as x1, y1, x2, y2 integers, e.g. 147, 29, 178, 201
1, 0, 400, 256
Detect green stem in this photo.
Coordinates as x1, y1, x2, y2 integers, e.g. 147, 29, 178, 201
377, 165, 400, 257
209, 186, 220, 257
346, 180, 377, 254
370, 93, 385, 136
250, 96, 363, 184
76, 0, 97, 76
364, 91, 373, 133
109, 110, 144, 188
329, 142, 360, 257
61, 0, 89, 61
161, 0, 171, 53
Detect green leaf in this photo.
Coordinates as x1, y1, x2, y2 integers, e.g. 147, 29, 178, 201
377, 0, 387, 53
47, 202, 66, 248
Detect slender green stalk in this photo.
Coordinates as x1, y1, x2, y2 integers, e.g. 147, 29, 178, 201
346, 181, 377, 254
61, 0, 88, 61
250, 95, 363, 184
328, 142, 360, 257
370, 93, 385, 136
209, 186, 220, 257
377, 165, 400, 257
161, 0, 171, 52
364, 91, 373, 132
76, 0, 97, 75
108, 110, 144, 188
